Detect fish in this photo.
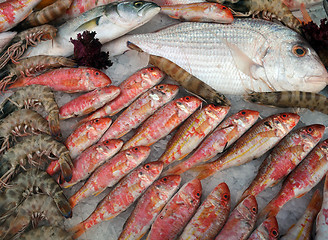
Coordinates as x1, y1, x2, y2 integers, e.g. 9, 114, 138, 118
158, 104, 230, 168
100, 84, 179, 141
163, 109, 259, 176
65, 117, 112, 159
195, 112, 300, 180
248, 216, 279, 240
70, 161, 163, 239
315, 174, 328, 240
215, 195, 257, 240
59, 85, 121, 119
259, 139, 328, 221
122, 95, 202, 150
161, 2, 234, 23
240, 124, 325, 201
245, 91, 328, 116
81, 67, 165, 123
282, 0, 323, 10
0, 31, 16, 53
68, 146, 151, 208
118, 175, 181, 240
179, 182, 231, 240
146, 178, 202, 240
24, 1, 161, 57
104, 19, 328, 95
61, 139, 123, 188
281, 189, 322, 240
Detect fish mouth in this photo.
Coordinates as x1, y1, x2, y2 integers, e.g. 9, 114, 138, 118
305, 74, 328, 84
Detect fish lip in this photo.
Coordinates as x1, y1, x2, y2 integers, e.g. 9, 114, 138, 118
306, 74, 328, 84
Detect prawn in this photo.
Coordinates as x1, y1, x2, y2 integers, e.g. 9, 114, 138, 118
0, 85, 61, 138
0, 168, 71, 222
0, 25, 57, 69
0, 134, 73, 187
0, 55, 76, 91
20, 226, 73, 240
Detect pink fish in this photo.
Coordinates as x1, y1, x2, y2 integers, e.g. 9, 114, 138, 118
118, 175, 181, 240
100, 84, 179, 141
164, 109, 259, 176
70, 161, 163, 239
122, 95, 202, 150
69, 146, 151, 208
147, 178, 202, 240
315, 174, 328, 239
59, 85, 120, 120
159, 104, 230, 168
179, 182, 231, 240
248, 216, 279, 240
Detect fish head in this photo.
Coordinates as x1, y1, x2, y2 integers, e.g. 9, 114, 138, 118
234, 109, 259, 126
260, 216, 279, 240
182, 178, 202, 207
154, 175, 181, 192
87, 117, 112, 131
83, 67, 112, 87
210, 0, 252, 15
299, 124, 325, 144
214, 182, 231, 207
102, 139, 124, 151
139, 161, 164, 179
205, 105, 231, 119
176, 96, 202, 114
140, 67, 165, 85
125, 146, 151, 160
154, 84, 179, 99
270, 112, 300, 135
262, 36, 328, 92
96, 86, 121, 103
239, 195, 258, 221
105, 1, 160, 30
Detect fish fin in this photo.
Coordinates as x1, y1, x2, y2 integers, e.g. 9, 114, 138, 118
5, 77, 34, 90
93, 189, 106, 197
223, 40, 264, 80
259, 202, 280, 220
70, 222, 87, 239
192, 162, 217, 180
307, 189, 323, 212
288, 145, 304, 155
75, 17, 101, 32
53, 193, 73, 218
163, 163, 186, 176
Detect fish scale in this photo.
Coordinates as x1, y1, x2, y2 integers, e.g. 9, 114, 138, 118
106, 19, 328, 94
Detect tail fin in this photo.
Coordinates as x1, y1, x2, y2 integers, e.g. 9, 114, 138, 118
307, 189, 322, 213
5, 76, 34, 90
163, 163, 187, 176
53, 193, 72, 218
192, 162, 217, 180
259, 201, 280, 221
59, 153, 73, 182
70, 222, 87, 239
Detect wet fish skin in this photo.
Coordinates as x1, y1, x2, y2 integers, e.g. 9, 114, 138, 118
240, 124, 325, 201
195, 112, 300, 180
68, 146, 151, 208
248, 216, 279, 240
259, 139, 328, 221
61, 139, 123, 188
71, 161, 164, 239
82, 67, 165, 123
215, 195, 258, 240
25, 1, 161, 57
163, 109, 259, 176
281, 189, 322, 240
100, 84, 179, 141
159, 104, 230, 168
315, 174, 328, 239
178, 182, 230, 240
118, 175, 181, 240
105, 19, 328, 94
122, 95, 202, 150
147, 178, 202, 240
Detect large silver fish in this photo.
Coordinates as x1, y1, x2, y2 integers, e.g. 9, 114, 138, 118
24, 1, 160, 57
104, 19, 328, 95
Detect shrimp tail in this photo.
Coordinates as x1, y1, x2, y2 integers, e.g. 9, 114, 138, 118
59, 152, 73, 182
48, 110, 62, 139
0, 101, 18, 120
53, 193, 72, 218
192, 162, 217, 180
0, 68, 14, 92
70, 222, 87, 239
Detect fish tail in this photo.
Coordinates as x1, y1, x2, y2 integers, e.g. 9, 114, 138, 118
70, 222, 87, 239
48, 110, 62, 140
192, 162, 218, 180
259, 201, 280, 220
163, 163, 188, 176
307, 189, 322, 213
5, 76, 33, 90
53, 192, 73, 218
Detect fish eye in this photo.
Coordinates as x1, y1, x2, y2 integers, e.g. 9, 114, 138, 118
271, 229, 279, 237
307, 127, 313, 133
184, 96, 191, 101
134, 1, 144, 8
105, 140, 109, 144
281, 114, 287, 119
133, 147, 139, 151
162, 177, 167, 182
223, 194, 229, 200
144, 164, 150, 169
241, 111, 246, 115
159, 85, 164, 89
94, 119, 99, 123
292, 45, 307, 57
150, 67, 155, 71
222, 6, 227, 9
196, 192, 201, 198
95, 71, 99, 75
251, 207, 257, 213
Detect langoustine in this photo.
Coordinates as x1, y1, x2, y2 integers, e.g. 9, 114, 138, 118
0, 168, 71, 221
7, 67, 112, 93
0, 85, 61, 138
0, 134, 73, 186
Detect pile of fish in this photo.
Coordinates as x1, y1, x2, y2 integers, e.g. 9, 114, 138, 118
0, 0, 328, 239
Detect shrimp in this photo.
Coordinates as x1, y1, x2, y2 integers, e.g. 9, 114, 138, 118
0, 194, 64, 240
0, 134, 73, 187
210, 0, 302, 33
0, 55, 76, 91
0, 25, 57, 69
245, 91, 328, 115
0, 168, 71, 222
20, 226, 73, 240
0, 85, 61, 138
20, 0, 73, 28
0, 109, 50, 153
